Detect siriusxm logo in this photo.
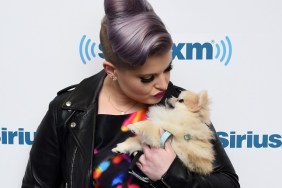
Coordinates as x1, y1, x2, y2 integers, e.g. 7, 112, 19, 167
79, 35, 232, 66
0, 127, 35, 145
217, 131, 282, 148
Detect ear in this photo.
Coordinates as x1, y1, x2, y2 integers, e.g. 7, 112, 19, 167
103, 61, 117, 79
198, 90, 211, 124
183, 91, 200, 112
198, 90, 209, 108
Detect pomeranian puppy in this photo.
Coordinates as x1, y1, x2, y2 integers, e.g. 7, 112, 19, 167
112, 90, 215, 175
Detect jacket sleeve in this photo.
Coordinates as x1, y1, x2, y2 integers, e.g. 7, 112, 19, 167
22, 100, 63, 188
152, 123, 240, 188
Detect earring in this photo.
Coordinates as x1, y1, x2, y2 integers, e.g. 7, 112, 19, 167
112, 76, 117, 81
108, 74, 117, 81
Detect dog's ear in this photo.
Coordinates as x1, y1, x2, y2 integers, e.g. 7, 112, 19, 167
198, 90, 211, 124
198, 90, 209, 108
183, 91, 201, 112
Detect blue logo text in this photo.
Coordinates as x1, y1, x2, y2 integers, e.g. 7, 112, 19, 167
0, 127, 35, 145
217, 131, 282, 148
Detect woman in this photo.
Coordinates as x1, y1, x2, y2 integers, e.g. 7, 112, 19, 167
22, 0, 240, 187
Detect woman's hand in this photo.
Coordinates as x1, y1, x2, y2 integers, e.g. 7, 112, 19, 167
136, 130, 176, 181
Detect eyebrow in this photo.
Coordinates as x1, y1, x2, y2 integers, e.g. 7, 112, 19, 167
139, 61, 172, 77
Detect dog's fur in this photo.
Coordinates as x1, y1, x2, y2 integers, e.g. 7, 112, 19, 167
112, 90, 215, 175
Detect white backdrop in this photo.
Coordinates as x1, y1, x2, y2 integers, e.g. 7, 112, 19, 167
1, 0, 282, 187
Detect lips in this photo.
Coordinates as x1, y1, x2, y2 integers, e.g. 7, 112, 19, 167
154, 91, 166, 98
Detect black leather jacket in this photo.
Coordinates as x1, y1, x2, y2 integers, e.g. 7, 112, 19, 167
22, 70, 240, 188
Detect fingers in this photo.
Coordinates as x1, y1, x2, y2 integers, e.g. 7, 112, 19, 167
136, 161, 142, 170
141, 142, 151, 155
164, 138, 173, 151
160, 128, 173, 150
137, 139, 176, 181
159, 128, 165, 135
139, 128, 174, 156
137, 148, 146, 170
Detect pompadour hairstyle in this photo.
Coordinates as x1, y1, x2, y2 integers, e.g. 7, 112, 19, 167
100, 0, 173, 69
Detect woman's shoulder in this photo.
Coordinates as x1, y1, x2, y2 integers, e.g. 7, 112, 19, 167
50, 70, 106, 109
57, 70, 106, 96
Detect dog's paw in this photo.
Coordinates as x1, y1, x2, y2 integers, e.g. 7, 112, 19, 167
128, 124, 140, 134
112, 143, 130, 154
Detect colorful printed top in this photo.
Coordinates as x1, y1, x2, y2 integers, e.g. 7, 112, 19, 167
92, 109, 148, 188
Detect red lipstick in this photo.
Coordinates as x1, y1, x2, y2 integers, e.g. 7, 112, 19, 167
154, 91, 166, 98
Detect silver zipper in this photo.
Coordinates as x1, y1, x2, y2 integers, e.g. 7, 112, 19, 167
161, 177, 171, 188
70, 146, 78, 188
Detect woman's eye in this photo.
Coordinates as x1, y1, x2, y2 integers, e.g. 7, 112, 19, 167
140, 75, 154, 83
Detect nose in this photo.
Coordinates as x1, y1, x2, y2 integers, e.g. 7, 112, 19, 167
155, 73, 168, 90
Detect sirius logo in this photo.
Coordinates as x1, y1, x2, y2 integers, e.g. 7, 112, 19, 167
0, 127, 35, 145
172, 36, 232, 66
79, 35, 97, 64
79, 35, 232, 66
217, 131, 282, 148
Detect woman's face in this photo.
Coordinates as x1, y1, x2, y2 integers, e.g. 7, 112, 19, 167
115, 51, 173, 105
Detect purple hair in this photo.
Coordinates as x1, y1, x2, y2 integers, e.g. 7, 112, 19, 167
100, 0, 173, 69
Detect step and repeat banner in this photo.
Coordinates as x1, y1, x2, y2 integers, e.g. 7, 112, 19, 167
1, 0, 281, 187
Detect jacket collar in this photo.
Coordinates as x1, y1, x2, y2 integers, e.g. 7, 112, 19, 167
62, 70, 106, 111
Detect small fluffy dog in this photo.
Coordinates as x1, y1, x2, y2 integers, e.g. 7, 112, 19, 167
112, 90, 215, 175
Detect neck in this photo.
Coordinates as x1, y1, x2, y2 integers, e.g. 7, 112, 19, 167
105, 76, 139, 114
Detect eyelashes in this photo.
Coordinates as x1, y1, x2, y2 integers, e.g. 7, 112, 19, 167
140, 76, 155, 83
165, 64, 173, 72
140, 64, 173, 83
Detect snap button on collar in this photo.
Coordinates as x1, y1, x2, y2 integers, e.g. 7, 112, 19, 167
70, 122, 76, 128
66, 101, 72, 107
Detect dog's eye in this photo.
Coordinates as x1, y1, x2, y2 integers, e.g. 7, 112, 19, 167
178, 99, 184, 103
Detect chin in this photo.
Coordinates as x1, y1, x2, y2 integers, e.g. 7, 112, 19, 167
147, 98, 163, 105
